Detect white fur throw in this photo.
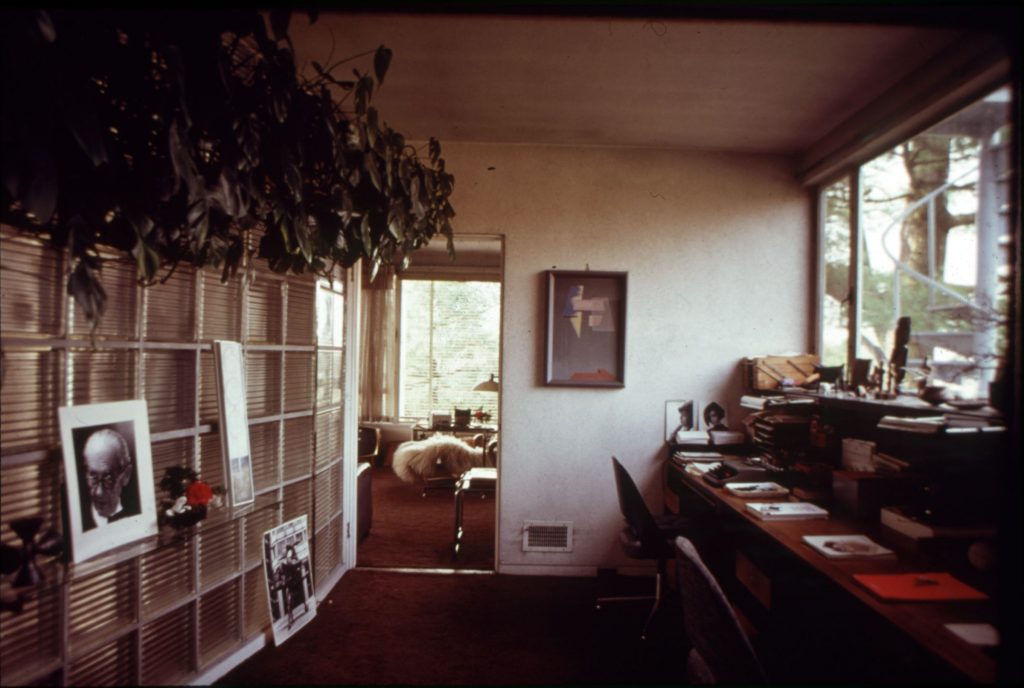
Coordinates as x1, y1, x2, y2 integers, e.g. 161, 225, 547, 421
392, 434, 486, 483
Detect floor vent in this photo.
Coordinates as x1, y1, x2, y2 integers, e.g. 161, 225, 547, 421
522, 521, 573, 552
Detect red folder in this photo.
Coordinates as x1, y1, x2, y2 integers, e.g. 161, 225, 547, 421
853, 572, 987, 601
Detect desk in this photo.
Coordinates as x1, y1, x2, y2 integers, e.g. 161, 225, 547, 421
665, 460, 996, 683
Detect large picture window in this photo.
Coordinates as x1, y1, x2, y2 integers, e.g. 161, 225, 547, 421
818, 85, 1014, 398
398, 279, 501, 423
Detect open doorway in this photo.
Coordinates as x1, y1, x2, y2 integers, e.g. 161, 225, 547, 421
355, 234, 503, 571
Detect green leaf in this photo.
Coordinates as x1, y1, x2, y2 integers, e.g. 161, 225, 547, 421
374, 46, 392, 86
132, 238, 161, 282
68, 260, 107, 331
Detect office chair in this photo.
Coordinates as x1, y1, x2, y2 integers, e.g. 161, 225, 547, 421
596, 456, 689, 640
674, 535, 767, 684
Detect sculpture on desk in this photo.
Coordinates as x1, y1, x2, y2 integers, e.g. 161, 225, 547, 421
392, 434, 495, 483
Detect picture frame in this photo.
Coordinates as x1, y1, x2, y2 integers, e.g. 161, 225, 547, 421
699, 400, 728, 431
665, 399, 697, 442
58, 400, 159, 564
544, 270, 627, 387
263, 515, 316, 646
214, 340, 255, 507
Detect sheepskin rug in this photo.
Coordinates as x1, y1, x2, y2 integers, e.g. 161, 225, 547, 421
392, 434, 486, 483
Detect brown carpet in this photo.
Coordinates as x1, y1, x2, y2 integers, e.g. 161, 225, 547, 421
358, 465, 494, 570
218, 568, 688, 686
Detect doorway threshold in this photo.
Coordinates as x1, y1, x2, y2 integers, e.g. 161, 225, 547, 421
358, 565, 495, 576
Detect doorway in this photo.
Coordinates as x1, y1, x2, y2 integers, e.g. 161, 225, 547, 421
356, 234, 503, 571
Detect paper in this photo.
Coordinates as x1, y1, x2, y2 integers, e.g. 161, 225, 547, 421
726, 482, 790, 498
945, 623, 999, 647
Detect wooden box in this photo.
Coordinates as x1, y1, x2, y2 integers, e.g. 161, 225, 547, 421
744, 354, 819, 390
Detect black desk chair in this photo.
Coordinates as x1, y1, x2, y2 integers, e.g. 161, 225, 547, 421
674, 535, 767, 684
596, 456, 689, 639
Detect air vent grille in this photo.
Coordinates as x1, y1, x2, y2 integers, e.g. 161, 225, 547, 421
522, 521, 573, 552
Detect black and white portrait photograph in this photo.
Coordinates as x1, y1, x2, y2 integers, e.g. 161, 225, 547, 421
59, 400, 158, 563
700, 400, 728, 431
665, 399, 697, 442
263, 515, 316, 646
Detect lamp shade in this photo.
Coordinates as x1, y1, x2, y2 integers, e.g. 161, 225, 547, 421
473, 374, 500, 392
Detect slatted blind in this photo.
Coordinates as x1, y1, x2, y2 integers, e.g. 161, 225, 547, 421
0, 224, 349, 685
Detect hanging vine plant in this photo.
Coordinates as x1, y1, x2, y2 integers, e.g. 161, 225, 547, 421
1, 9, 455, 329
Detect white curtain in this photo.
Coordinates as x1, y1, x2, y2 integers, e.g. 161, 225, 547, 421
358, 262, 397, 421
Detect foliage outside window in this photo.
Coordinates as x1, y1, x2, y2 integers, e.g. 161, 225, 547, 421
399, 280, 500, 423
819, 85, 1013, 398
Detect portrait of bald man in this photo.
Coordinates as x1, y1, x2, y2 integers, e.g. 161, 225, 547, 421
74, 424, 141, 531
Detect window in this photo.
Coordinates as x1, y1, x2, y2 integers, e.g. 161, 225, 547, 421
399, 279, 501, 422
818, 85, 1014, 398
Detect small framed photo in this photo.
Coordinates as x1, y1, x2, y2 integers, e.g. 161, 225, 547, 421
263, 515, 316, 646
544, 270, 627, 387
58, 400, 159, 564
699, 400, 728, 431
214, 340, 255, 506
665, 399, 697, 442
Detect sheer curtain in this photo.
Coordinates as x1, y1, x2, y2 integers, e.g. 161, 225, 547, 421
358, 262, 398, 421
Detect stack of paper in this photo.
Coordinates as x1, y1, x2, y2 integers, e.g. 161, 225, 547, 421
745, 502, 828, 520
725, 482, 790, 498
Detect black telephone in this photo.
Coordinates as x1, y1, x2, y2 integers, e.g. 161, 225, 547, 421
702, 458, 770, 488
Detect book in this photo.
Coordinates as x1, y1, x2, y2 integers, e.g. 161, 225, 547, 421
745, 501, 828, 520
802, 534, 894, 558
853, 572, 987, 601
725, 481, 790, 498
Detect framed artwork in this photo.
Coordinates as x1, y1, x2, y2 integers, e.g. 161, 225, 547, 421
544, 270, 627, 387
699, 400, 728, 431
58, 400, 159, 564
665, 399, 697, 442
263, 515, 316, 646
214, 340, 255, 506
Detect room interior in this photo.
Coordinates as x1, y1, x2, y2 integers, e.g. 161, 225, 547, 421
0, 4, 1020, 685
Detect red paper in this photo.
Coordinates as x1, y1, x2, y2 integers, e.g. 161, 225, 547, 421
853, 572, 987, 601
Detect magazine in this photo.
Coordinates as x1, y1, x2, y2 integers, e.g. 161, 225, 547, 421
802, 534, 894, 558
725, 482, 790, 498
745, 501, 828, 520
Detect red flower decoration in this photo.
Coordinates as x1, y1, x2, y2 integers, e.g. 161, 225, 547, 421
186, 480, 214, 506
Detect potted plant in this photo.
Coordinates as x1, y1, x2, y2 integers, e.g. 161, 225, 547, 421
1, 9, 455, 330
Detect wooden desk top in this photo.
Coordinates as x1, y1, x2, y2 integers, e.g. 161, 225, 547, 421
667, 461, 996, 684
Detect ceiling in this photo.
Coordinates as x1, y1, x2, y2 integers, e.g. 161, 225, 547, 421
287, 10, 983, 156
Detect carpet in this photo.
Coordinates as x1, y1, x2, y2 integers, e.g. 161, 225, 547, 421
358, 465, 495, 570
217, 568, 688, 686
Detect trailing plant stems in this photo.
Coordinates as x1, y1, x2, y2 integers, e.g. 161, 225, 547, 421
1, 9, 455, 332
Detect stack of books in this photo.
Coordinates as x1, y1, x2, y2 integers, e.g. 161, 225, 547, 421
750, 412, 812, 460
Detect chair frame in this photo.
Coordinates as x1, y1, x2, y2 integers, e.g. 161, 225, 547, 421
596, 456, 682, 640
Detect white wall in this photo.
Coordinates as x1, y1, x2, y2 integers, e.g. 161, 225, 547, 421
442, 142, 813, 574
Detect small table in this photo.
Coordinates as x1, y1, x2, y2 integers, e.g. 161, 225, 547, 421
452, 467, 497, 558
